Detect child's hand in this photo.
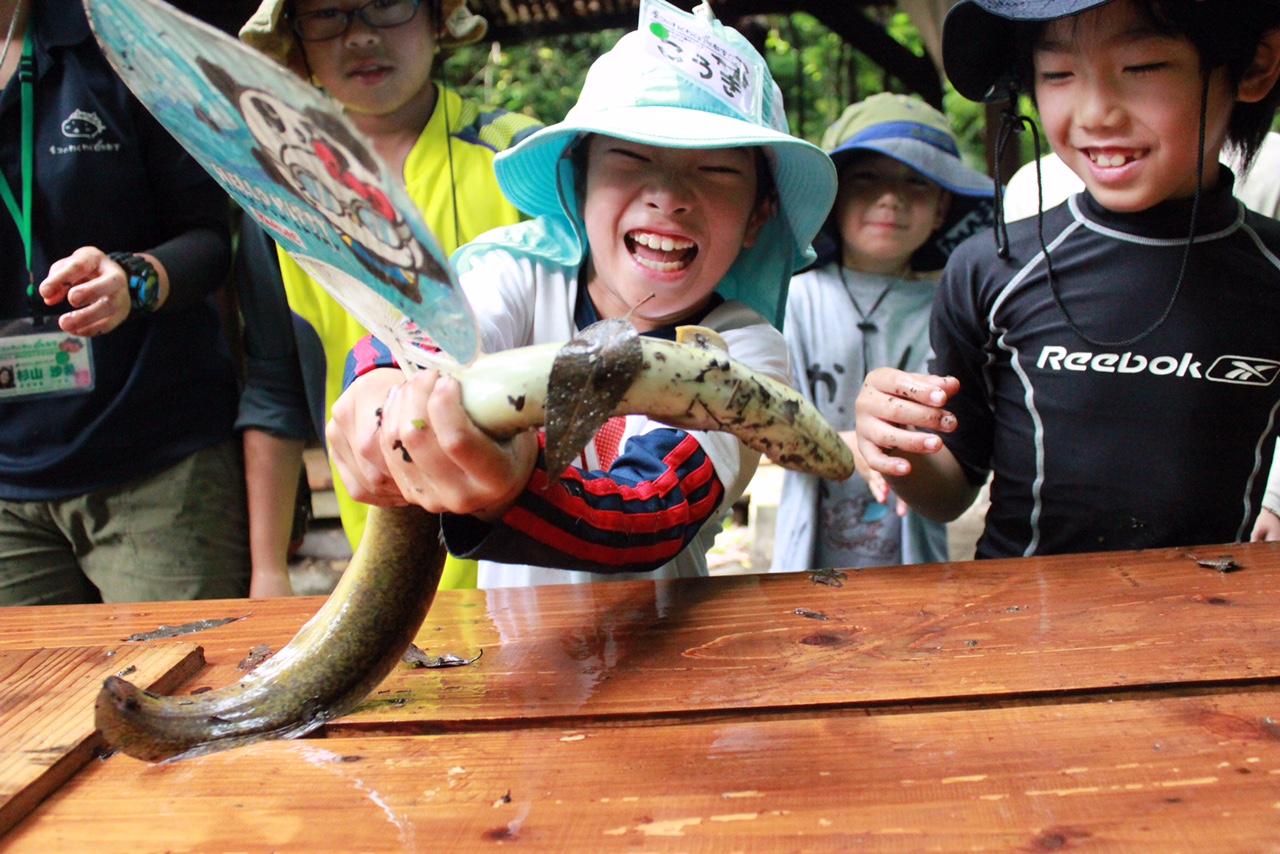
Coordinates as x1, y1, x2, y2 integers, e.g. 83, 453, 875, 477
327, 368, 410, 507
853, 368, 959, 479
842, 430, 908, 516
1251, 507, 1280, 542
330, 368, 539, 520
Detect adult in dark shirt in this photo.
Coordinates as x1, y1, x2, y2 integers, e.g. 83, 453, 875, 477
0, 0, 248, 604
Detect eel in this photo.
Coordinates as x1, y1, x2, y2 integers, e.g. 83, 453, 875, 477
96, 324, 854, 762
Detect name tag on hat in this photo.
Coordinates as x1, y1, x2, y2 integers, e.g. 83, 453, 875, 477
640, 0, 762, 122
0, 317, 95, 400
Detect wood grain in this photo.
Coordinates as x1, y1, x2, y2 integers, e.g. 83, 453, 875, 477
0, 643, 203, 835
0, 543, 1277, 730
335, 540, 1280, 729
7, 689, 1279, 850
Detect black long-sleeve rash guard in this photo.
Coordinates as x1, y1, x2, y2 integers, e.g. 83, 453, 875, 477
933, 170, 1280, 558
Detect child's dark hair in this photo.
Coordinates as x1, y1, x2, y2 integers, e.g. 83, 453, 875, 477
1013, 0, 1280, 168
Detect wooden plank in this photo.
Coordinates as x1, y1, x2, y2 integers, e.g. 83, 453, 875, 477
339, 540, 1280, 728
0, 643, 203, 836
0, 599, 310, 690
8, 690, 1280, 849
0, 543, 1278, 730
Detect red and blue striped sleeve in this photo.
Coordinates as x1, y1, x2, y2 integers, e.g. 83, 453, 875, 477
442, 427, 725, 573
342, 334, 399, 390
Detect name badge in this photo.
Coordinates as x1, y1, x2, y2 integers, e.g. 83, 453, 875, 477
640, 0, 763, 123
0, 317, 95, 400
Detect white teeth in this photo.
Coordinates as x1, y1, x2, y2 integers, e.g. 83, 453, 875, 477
634, 256, 686, 272
1091, 151, 1139, 168
631, 231, 693, 251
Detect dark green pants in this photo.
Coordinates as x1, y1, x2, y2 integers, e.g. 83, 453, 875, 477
0, 441, 250, 605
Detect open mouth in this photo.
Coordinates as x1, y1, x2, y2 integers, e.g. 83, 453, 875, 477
348, 63, 393, 81
1086, 148, 1146, 168
626, 230, 698, 273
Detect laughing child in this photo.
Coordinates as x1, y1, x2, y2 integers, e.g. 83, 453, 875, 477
772, 94, 993, 571
325, 1, 837, 586
855, 0, 1280, 557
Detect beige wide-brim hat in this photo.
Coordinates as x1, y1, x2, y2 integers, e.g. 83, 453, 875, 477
241, 0, 487, 74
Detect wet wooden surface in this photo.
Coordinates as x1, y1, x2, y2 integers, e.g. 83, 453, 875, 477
0, 643, 202, 834
2, 542, 1279, 848
6, 689, 1279, 851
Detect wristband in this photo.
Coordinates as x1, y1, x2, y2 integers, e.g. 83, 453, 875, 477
109, 251, 160, 314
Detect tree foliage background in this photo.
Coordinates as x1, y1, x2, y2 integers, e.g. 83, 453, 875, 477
441, 10, 1038, 175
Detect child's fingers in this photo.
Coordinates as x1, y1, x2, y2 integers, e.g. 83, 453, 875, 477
864, 367, 959, 407
854, 408, 949, 479
425, 374, 535, 514
858, 383, 957, 436
424, 375, 514, 486
325, 415, 406, 506
856, 432, 912, 477
328, 372, 408, 505
380, 372, 475, 512
381, 372, 535, 518
865, 468, 890, 504
1250, 509, 1280, 541
846, 430, 895, 502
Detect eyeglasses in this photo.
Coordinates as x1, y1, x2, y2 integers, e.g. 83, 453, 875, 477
291, 0, 422, 42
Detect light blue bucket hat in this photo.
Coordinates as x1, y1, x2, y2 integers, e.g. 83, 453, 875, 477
470, 0, 836, 326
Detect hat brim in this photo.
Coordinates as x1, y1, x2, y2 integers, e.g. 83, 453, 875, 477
494, 104, 837, 271
829, 137, 994, 198
942, 0, 1115, 101
818, 136, 995, 272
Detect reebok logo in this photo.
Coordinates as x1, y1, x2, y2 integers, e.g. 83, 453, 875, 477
1204, 356, 1280, 386
1037, 346, 1202, 378
1037, 346, 1280, 387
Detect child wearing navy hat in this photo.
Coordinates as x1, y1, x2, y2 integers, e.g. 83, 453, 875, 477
772, 94, 992, 571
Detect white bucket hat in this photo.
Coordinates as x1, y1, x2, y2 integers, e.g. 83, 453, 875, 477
481, 0, 837, 325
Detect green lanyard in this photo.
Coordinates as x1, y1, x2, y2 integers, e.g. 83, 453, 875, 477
0, 29, 34, 298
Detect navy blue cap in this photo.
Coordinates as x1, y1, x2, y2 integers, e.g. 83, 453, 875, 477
942, 0, 1115, 101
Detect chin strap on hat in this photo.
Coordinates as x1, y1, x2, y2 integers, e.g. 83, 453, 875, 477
990, 85, 1061, 313
991, 85, 1046, 262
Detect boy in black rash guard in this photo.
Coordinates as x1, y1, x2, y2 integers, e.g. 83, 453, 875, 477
854, 0, 1280, 558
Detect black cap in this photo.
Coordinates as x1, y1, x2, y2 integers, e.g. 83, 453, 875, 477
942, 0, 1116, 101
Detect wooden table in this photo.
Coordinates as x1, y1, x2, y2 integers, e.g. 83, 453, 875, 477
3, 542, 1280, 850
